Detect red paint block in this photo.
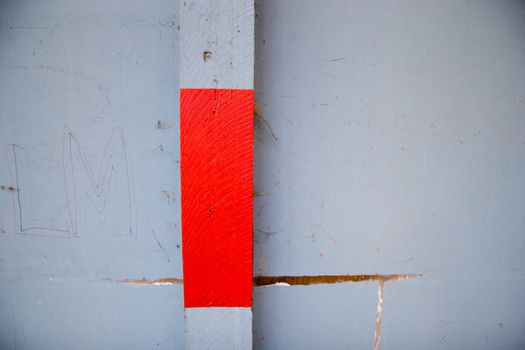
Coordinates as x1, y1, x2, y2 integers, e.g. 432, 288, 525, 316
180, 88, 253, 308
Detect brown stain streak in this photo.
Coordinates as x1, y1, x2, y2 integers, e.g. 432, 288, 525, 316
253, 274, 421, 286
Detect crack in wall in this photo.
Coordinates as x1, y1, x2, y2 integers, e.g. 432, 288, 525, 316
374, 280, 385, 350
104, 277, 183, 285
253, 274, 420, 286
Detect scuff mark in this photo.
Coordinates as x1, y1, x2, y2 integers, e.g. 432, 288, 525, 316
106, 277, 183, 286
327, 57, 346, 62
256, 228, 283, 236
253, 190, 264, 198
158, 20, 176, 28
156, 337, 171, 346
254, 101, 278, 141
0, 185, 18, 192
161, 190, 176, 205
374, 280, 385, 350
0, 222, 5, 234
156, 120, 172, 129
257, 255, 266, 272
150, 228, 171, 262
253, 274, 421, 286
166, 222, 178, 233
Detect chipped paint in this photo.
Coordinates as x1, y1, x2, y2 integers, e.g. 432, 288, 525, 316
106, 277, 183, 286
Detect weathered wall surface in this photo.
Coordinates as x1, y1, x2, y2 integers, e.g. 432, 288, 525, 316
0, 1, 184, 349
253, 0, 525, 349
1, 0, 525, 349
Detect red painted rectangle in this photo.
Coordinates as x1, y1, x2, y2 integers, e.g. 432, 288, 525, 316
180, 88, 253, 308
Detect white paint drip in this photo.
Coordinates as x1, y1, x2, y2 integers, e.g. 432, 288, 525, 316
374, 280, 385, 350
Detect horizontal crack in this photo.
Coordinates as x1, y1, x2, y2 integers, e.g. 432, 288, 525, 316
253, 274, 421, 286
103, 274, 421, 287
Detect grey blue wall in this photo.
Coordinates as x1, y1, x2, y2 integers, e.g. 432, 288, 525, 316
1, 0, 524, 349
253, 1, 525, 349
0, 1, 184, 349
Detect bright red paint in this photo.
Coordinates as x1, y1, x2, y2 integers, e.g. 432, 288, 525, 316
180, 88, 253, 308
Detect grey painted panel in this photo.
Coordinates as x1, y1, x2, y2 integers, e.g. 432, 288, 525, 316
0, 275, 184, 350
253, 0, 525, 348
0, 0, 183, 349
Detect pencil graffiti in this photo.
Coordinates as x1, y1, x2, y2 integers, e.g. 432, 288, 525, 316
3, 126, 138, 239
9, 144, 70, 237
63, 126, 137, 237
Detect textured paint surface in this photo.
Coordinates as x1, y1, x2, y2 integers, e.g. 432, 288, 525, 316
0, 1, 184, 349
186, 307, 253, 349
181, 88, 253, 307
253, 0, 525, 348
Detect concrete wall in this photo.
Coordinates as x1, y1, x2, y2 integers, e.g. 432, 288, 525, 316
0, 0, 524, 349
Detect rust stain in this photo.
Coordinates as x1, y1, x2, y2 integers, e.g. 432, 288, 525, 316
253, 274, 421, 286
108, 277, 183, 286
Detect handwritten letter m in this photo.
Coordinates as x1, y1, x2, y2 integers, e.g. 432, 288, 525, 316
63, 127, 137, 238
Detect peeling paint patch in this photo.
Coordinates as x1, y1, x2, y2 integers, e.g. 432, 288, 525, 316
106, 277, 183, 286
253, 274, 421, 287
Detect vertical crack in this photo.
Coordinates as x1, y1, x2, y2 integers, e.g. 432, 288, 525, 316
374, 280, 385, 350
